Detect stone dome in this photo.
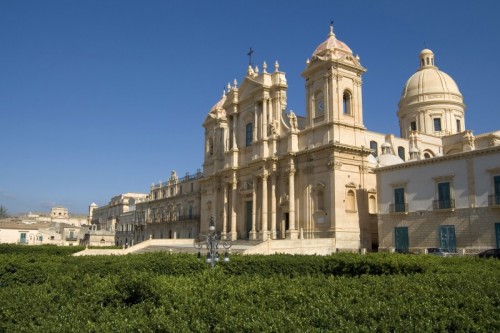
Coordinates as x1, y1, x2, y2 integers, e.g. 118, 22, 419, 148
312, 25, 353, 60
210, 94, 226, 114
399, 49, 462, 107
397, 49, 466, 139
206, 93, 227, 121
377, 143, 404, 167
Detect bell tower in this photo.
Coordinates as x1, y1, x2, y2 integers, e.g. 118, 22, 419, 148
301, 24, 367, 146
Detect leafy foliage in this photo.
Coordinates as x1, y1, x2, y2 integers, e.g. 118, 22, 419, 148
0, 245, 499, 332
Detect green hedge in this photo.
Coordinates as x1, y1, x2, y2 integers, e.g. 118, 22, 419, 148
0, 245, 499, 332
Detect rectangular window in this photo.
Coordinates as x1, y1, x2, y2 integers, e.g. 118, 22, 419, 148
20, 233, 27, 244
434, 118, 442, 132
456, 119, 461, 132
394, 188, 406, 212
397, 147, 405, 161
437, 182, 451, 209
410, 121, 417, 131
245, 123, 253, 147
370, 141, 378, 157
190, 183, 194, 192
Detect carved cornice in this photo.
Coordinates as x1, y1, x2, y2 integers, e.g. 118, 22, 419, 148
390, 181, 409, 188
432, 175, 455, 182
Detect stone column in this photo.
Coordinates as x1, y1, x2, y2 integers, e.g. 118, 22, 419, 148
230, 178, 238, 240
254, 104, 258, 142
262, 98, 269, 157
250, 177, 257, 240
222, 183, 228, 235
260, 173, 268, 240
287, 159, 298, 239
233, 113, 239, 149
262, 98, 268, 139
270, 173, 277, 239
324, 74, 330, 122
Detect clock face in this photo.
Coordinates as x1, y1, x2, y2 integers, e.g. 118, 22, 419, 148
318, 101, 324, 111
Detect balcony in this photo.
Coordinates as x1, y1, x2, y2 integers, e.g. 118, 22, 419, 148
66, 237, 78, 242
433, 199, 455, 210
489, 194, 500, 207
150, 215, 200, 224
389, 203, 408, 214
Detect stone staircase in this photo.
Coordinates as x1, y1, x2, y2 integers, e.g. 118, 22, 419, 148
73, 238, 338, 256
133, 239, 264, 255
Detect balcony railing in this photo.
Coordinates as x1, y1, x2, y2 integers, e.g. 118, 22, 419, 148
433, 199, 455, 210
146, 215, 200, 224
488, 194, 500, 207
389, 203, 408, 213
66, 237, 78, 241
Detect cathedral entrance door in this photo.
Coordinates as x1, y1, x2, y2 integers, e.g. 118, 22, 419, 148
245, 201, 253, 240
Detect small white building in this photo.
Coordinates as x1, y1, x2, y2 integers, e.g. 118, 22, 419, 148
376, 146, 500, 253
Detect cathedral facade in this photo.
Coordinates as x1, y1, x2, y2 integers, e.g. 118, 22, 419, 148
199, 25, 499, 251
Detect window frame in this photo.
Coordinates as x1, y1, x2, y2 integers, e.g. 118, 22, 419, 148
245, 122, 253, 147
433, 118, 442, 132
343, 90, 352, 115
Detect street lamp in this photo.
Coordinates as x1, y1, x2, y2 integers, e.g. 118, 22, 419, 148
194, 216, 232, 267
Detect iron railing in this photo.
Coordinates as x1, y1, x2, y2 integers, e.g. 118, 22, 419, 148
432, 199, 455, 210
389, 203, 408, 213
488, 194, 500, 207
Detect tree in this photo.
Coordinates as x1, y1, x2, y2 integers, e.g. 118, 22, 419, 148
0, 205, 9, 219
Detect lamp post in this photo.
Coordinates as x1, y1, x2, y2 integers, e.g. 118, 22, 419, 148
194, 216, 232, 267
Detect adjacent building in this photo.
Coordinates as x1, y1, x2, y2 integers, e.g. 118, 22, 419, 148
0, 206, 88, 245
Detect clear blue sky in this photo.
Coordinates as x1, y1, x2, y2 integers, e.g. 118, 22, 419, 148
1, 0, 499, 215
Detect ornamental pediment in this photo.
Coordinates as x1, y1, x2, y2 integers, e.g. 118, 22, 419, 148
239, 181, 254, 193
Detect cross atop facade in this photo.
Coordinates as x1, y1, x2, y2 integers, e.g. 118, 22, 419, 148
247, 47, 254, 67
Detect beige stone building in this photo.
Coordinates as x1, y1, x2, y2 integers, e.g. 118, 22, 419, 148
89, 25, 499, 253
132, 170, 203, 244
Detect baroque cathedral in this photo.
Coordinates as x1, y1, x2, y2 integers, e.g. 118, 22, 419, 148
92, 26, 500, 253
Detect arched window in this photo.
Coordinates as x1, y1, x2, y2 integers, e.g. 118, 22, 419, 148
370, 141, 378, 157
368, 194, 377, 214
398, 146, 406, 161
315, 184, 325, 211
343, 91, 352, 115
208, 138, 214, 155
424, 152, 431, 159
346, 190, 356, 211
245, 122, 253, 146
